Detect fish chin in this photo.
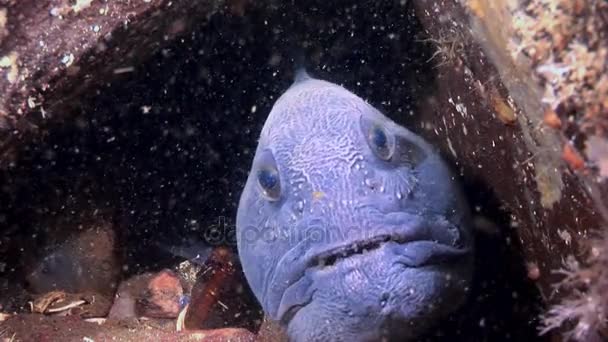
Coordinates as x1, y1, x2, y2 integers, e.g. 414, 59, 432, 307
284, 243, 472, 342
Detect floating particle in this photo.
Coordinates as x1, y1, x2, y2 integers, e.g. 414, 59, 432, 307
526, 262, 541, 280
113, 66, 135, 74
61, 53, 74, 67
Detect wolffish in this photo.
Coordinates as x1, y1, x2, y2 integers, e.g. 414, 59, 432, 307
236, 70, 473, 341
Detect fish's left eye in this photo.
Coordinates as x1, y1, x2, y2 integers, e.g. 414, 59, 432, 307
361, 117, 395, 161
256, 150, 281, 201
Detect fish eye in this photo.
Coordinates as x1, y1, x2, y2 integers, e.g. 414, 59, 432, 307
256, 150, 281, 201
361, 117, 395, 161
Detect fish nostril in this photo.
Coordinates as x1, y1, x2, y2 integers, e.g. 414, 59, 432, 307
448, 226, 464, 247
365, 178, 380, 191
293, 200, 305, 214
380, 293, 389, 307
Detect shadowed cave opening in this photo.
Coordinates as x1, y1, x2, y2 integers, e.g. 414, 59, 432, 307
0, 1, 546, 340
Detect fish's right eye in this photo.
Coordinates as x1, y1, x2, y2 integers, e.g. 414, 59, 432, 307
256, 150, 281, 201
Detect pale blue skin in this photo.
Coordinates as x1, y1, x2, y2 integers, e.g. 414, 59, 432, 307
237, 72, 473, 341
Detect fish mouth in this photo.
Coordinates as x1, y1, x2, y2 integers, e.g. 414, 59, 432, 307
275, 232, 470, 323
265, 212, 472, 321
311, 234, 410, 269
309, 231, 468, 271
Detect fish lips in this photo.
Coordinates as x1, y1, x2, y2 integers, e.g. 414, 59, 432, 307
264, 212, 473, 322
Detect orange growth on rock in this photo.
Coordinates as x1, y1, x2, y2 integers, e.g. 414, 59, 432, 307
562, 143, 585, 171
491, 91, 517, 125
543, 108, 562, 129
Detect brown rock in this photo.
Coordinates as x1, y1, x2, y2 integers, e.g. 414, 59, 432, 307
25, 222, 121, 296
181, 328, 255, 342
0, 314, 254, 341
255, 316, 289, 342
0, 0, 219, 147
109, 269, 183, 320
107, 290, 136, 320
140, 269, 183, 318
